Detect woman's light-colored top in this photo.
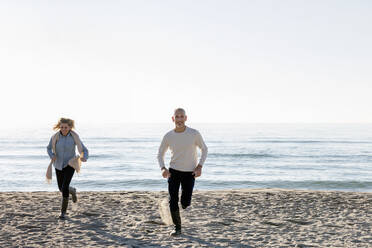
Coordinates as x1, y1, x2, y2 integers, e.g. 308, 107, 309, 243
157, 127, 208, 172
47, 132, 89, 171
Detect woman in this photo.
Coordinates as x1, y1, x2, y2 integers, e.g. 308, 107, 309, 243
47, 118, 89, 219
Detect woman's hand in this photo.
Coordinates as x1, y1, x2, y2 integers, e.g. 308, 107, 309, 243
52, 156, 57, 162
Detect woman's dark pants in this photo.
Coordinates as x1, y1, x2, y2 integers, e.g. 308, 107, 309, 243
168, 168, 195, 211
55, 166, 75, 198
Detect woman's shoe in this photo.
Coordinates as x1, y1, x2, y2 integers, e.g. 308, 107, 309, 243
59, 197, 69, 219
69, 187, 77, 203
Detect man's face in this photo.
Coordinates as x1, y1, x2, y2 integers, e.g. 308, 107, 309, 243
172, 110, 187, 128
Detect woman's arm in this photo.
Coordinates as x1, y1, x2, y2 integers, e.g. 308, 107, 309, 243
46, 137, 55, 159
81, 141, 89, 160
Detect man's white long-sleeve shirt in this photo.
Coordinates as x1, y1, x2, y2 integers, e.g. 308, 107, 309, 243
157, 127, 208, 172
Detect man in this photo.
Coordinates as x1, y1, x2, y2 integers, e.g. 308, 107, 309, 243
157, 108, 208, 236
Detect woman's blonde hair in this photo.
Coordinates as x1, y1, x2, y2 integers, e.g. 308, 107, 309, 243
53, 118, 75, 131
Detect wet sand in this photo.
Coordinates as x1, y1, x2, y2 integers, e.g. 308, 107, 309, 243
0, 189, 371, 247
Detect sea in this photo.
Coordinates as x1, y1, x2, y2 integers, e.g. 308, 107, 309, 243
0, 123, 371, 192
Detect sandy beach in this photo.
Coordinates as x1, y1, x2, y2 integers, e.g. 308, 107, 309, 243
0, 189, 371, 247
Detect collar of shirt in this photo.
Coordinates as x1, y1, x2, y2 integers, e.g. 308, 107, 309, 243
59, 131, 72, 137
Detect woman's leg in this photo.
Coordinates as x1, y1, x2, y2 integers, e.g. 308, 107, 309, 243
59, 166, 75, 219
55, 168, 64, 193
61, 166, 75, 198
69, 186, 77, 203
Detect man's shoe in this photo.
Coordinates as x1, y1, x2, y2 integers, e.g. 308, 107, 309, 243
170, 228, 181, 236
170, 209, 182, 236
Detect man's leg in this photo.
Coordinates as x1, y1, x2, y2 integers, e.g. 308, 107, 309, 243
168, 168, 182, 235
180, 172, 195, 209
168, 169, 181, 211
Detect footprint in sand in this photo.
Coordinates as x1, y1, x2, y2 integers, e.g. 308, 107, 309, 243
158, 198, 173, 226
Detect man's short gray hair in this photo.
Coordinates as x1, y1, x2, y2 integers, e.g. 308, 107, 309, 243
174, 108, 186, 115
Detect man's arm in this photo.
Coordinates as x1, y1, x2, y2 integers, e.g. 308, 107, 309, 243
196, 131, 208, 166
193, 131, 208, 177
157, 135, 171, 178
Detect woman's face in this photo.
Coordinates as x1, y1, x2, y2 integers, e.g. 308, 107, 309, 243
60, 123, 71, 136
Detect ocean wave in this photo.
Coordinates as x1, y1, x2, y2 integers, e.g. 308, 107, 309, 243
0, 154, 124, 161
196, 180, 372, 191
0, 155, 46, 160
0, 178, 371, 192
89, 154, 121, 159
243, 140, 372, 144
86, 138, 159, 143
209, 153, 277, 159
0, 145, 46, 150
208, 153, 372, 160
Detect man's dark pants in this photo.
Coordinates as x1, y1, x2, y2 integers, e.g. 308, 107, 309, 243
168, 168, 195, 211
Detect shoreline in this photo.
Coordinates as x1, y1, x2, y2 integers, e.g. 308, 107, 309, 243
1, 189, 371, 247
1, 187, 372, 193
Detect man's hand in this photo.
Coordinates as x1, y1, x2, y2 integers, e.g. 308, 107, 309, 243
161, 168, 171, 178
192, 164, 202, 178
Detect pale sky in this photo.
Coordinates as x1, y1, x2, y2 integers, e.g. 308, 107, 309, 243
1, 0, 371, 127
